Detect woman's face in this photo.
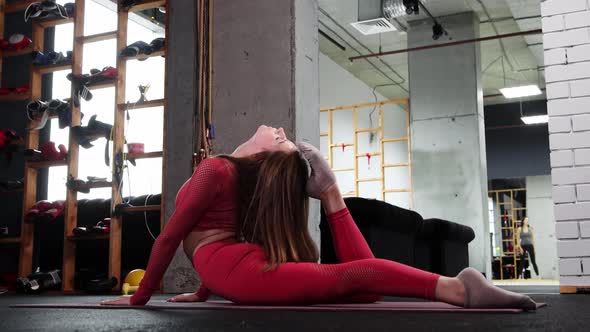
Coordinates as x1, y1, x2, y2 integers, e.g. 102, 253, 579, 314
523, 217, 529, 226
253, 125, 296, 152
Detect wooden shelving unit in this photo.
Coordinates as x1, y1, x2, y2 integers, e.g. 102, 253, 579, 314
117, 98, 165, 110
0, 237, 22, 244
489, 188, 527, 280
98, 0, 167, 292
1, 0, 167, 293
320, 99, 413, 207
26, 159, 68, 169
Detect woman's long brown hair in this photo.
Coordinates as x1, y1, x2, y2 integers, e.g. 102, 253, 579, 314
219, 151, 319, 270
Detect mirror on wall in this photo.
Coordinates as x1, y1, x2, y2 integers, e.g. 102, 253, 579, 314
488, 177, 559, 283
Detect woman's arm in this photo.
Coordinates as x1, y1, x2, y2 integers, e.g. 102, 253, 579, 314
130, 158, 228, 305
515, 227, 522, 254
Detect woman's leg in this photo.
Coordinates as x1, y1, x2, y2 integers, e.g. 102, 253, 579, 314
194, 240, 535, 309
319, 185, 379, 303
196, 240, 441, 305
320, 185, 373, 262
523, 244, 539, 276
320, 184, 467, 304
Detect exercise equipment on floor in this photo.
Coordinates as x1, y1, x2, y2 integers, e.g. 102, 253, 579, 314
122, 269, 145, 295
15, 269, 61, 294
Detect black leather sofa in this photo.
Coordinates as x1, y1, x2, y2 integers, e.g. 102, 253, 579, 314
34, 194, 162, 280
320, 197, 475, 277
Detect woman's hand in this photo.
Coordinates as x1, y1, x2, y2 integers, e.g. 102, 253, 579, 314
296, 142, 336, 199
100, 296, 132, 305
167, 292, 206, 303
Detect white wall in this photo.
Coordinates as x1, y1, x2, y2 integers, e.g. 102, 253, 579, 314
319, 53, 410, 208
542, 0, 590, 287
526, 176, 560, 279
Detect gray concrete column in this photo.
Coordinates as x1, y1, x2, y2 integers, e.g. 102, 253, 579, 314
162, 0, 200, 293
408, 12, 491, 276
212, 1, 321, 245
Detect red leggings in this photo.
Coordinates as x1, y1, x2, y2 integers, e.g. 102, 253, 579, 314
193, 208, 440, 305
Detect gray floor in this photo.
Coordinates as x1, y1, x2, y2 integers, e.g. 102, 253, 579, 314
1, 293, 589, 331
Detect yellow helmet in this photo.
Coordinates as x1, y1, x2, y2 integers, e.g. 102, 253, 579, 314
124, 269, 145, 286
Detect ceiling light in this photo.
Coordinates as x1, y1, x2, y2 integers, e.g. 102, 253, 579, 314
521, 115, 548, 125
499, 85, 542, 99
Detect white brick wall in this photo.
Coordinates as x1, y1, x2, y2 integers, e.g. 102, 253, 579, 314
542, 0, 588, 17
545, 62, 590, 82
543, 28, 590, 49
551, 167, 590, 184
560, 258, 583, 275
568, 44, 590, 63
573, 114, 590, 131
558, 239, 590, 257
565, 11, 590, 30
549, 131, 590, 149
543, 0, 590, 287
545, 48, 567, 65
548, 116, 571, 133
547, 97, 590, 115
553, 185, 576, 202
561, 276, 590, 286
556, 222, 580, 239
554, 202, 590, 220
551, 150, 574, 167
578, 184, 590, 201
575, 149, 590, 165
570, 79, 590, 97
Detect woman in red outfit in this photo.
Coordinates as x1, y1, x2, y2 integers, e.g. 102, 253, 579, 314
103, 125, 537, 310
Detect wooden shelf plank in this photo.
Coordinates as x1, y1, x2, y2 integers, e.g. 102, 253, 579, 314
0, 237, 21, 244
121, 205, 161, 213
120, 49, 165, 61
34, 63, 72, 75
383, 189, 411, 193
0, 92, 31, 101
126, 151, 163, 160
125, 0, 166, 12
36, 16, 74, 29
117, 98, 165, 110
5, 0, 37, 13
0, 188, 24, 194
77, 31, 118, 44
66, 234, 109, 241
382, 137, 409, 143
383, 163, 409, 168
87, 80, 116, 90
26, 159, 68, 169
1, 45, 33, 57
86, 181, 112, 189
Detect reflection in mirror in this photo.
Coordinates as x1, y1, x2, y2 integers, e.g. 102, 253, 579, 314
488, 178, 558, 284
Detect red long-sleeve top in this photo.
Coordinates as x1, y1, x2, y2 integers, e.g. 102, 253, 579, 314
130, 157, 237, 305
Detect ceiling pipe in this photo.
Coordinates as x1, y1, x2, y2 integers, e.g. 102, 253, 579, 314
349, 29, 542, 61
319, 29, 346, 51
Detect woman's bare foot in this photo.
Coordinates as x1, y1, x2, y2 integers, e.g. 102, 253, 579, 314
456, 267, 536, 310
435, 276, 465, 307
